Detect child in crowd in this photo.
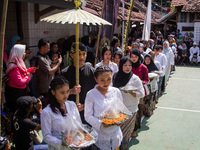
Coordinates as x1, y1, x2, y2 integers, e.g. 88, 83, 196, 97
50, 52, 60, 77
84, 66, 123, 150
113, 51, 123, 66
95, 46, 118, 76
41, 76, 82, 150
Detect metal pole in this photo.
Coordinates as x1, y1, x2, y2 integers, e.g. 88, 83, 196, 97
94, 0, 106, 67
0, 0, 9, 137
122, 0, 125, 52
75, 23, 79, 104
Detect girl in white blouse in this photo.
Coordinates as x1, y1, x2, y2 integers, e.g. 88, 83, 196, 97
41, 76, 82, 150
95, 46, 118, 76
84, 66, 123, 150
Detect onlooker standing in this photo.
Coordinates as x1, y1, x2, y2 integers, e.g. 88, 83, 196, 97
5, 44, 36, 112
35, 38, 62, 98
189, 42, 199, 65
61, 42, 96, 124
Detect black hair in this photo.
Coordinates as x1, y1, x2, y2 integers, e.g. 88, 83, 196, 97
62, 37, 75, 55
38, 38, 49, 49
113, 51, 123, 59
94, 66, 112, 78
71, 42, 87, 52
111, 37, 119, 47
81, 36, 90, 46
50, 42, 57, 48
47, 76, 69, 116
102, 46, 112, 60
91, 38, 97, 47
154, 45, 160, 51
158, 45, 163, 50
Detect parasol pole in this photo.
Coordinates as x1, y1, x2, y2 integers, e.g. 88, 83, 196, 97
0, 0, 9, 137
74, 0, 81, 104
94, 0, 106, 67
75, 23, 80, 104
123, 0, 134, 56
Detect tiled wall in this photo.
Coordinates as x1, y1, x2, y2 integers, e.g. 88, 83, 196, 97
6, 0, 83, 56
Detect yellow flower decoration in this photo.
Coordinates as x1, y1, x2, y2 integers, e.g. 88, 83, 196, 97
75, 0, 81, 9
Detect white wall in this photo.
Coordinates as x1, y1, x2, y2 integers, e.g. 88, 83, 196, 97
194, 22, 200, 43
177, 22, 194, 35
6, 0, 84, 56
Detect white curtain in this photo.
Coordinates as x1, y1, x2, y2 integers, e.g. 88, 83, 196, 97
142, 0, 152, 41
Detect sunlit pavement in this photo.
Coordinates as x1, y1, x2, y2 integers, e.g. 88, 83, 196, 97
128, 66, 200, 150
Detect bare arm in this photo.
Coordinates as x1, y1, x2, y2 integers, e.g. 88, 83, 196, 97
49, 56, 62, 75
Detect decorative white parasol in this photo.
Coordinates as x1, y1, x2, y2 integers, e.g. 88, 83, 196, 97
40, 0, 112, 104
41, 8, 111, 26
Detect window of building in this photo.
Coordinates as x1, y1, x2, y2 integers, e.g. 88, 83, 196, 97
189, 13, 195, 22
181, 12, 187, 22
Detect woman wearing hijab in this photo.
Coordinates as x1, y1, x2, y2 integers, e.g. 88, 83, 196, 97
130, 48, 149, 84
113, 56, 144, 149
130, 49, 149, 136
144, 54, 158, 73
163, 41, 174, 86
144, 54, 159, 110
5, 44, 37, 112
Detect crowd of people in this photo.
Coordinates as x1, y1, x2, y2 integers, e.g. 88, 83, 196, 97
1, 30, 200, 150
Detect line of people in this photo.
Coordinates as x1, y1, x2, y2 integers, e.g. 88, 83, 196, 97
1, 35, 176, 150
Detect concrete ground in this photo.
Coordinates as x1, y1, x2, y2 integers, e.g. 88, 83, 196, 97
128, 66, 200, 150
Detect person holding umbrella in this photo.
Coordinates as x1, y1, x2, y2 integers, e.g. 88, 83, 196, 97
61, 42, 96, 124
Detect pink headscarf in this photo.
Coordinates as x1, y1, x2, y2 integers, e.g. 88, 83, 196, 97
6, 44, 27, 74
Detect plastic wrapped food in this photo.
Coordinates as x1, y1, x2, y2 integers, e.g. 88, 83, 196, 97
61, 117, 98, 149
148, 73, 159, 79
99, 98, 132, 126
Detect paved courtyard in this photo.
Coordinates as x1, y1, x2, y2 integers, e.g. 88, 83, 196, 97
129, 66, 200, 150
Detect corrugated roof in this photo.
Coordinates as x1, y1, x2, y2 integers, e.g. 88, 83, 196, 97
182, 0, 200, 12
171, 0, 186, 7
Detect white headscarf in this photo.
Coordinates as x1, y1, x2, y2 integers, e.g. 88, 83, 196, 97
163, 41, 170, 54
6, 44, 27, 74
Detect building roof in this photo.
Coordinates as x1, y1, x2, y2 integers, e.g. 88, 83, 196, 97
84, 0, 161, 23
157, 9, 177, 23
171, 0, 186, 7
182, 0, 200, 12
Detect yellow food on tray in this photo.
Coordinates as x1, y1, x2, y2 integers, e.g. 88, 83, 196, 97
102, 109, 128, 125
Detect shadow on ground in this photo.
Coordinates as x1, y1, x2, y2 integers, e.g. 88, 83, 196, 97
128, 117, 150, 148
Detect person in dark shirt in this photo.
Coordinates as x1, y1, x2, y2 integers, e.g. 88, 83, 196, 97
13, 96, 42, 150
61, 42, 96, 124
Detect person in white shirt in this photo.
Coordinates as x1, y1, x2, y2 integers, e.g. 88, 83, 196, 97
95, 46, 118, 76
84, 66, 123, 150
189, 42, 199, 65
154, 45, 167, 94
41, 76, 82, 150
163, 41, 174, 85
113, 56, 144, 149
150, 51, 161, 71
